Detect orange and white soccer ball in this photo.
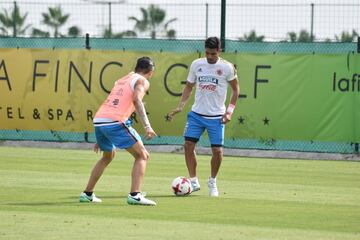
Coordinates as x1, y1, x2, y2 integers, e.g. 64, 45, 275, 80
171, 176, 192, 196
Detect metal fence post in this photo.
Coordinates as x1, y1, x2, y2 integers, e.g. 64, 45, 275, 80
108, 2, 112, 37
220, 0, 226, 51
13, 1, 17, 37
353, 38, 360, 154
205, 3, 209, 39
310, 3, 314, 41
85, 33, 91, 49
84, 132, 89, 143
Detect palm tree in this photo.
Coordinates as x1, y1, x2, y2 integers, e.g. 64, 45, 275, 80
239, 30, 265, 42
41, 6, 69, 37
32, 6, 81, 38
128, 4, 177, 39
287, 30, 314, 42
0, 2, 31, 37
335, 30, 358, 42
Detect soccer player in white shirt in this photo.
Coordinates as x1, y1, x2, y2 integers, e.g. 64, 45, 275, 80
168, 37, 239, 196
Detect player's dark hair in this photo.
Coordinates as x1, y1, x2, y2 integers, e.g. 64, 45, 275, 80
205, 37, 221, 50
135, 56, 155, 74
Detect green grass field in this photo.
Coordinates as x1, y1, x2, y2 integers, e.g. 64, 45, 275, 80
0, 146, 359, 240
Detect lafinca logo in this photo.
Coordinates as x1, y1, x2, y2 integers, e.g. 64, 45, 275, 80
198, 76, 218, 84
332, 72, 360, 92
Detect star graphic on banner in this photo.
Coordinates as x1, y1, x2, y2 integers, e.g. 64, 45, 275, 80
237, 116, 245, 124
263, 117, 270, 125
165, 114, 172, 122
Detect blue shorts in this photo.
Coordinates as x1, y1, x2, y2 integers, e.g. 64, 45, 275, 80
94, 123, 142, 152
184, 111, 225, 147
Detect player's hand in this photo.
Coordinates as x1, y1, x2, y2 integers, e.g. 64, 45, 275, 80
221, 112, 232, 124
167, 107, 182, 121
93, 143, 100, 153
145, 126, 157, 140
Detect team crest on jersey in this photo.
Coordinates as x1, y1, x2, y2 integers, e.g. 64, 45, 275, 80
216, 69, 223, 76
198, 68, 202, 72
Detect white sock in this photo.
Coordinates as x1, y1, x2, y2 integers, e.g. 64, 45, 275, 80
189, 177, 198, 183
209, 177, 216, 183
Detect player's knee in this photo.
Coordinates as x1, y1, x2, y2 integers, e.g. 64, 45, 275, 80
137, 149, 149, 161
184, 141, 195, 152
212, 148, 223, 159
142, 151, 150, 161
102, 151, 115, 162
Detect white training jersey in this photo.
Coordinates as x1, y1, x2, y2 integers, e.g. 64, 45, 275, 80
187, 57, 237, 116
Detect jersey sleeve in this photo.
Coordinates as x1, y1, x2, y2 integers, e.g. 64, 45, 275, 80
186, 61, 197, 83
130, 75, 142, 91
226, 62, 237, 82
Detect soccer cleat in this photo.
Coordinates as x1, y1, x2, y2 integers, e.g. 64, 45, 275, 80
79, 192, 102, 203
208, 178, 219, 197
190, 178, 201, 192
127, 193, 156, 206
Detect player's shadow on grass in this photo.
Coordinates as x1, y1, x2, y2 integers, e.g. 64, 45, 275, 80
3, 195, 98, 206
151, 194, 201, 198
3, 201, 79, 206
2, 194, 203, 207
99, 194, 201, 199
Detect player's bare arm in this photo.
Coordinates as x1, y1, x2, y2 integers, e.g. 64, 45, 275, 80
133, 78, 157, 140
222, 78, 240, 124
167, 82, 195, 121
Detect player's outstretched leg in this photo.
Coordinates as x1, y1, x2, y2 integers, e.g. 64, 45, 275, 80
126, 141, 156, 206
80, 151, 114, 203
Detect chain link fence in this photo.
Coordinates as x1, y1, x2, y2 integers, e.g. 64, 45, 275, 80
0, 0, 359, 153
0, 37, 359, 153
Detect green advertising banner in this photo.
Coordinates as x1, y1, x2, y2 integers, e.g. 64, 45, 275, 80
0, 48, 359, 143
221, 53, 359, 142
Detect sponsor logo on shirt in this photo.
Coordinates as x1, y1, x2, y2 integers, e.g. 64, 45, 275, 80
198, 76, 218, 84
199, 83, 217, 92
